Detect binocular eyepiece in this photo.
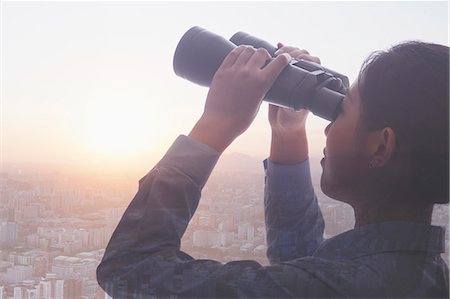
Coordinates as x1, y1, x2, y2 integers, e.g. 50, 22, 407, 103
173, 26, 349, 121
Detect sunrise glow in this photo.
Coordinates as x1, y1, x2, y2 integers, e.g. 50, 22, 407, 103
82, 98, 160, 157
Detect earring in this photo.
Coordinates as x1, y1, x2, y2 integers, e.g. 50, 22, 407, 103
369, 159, 380, 168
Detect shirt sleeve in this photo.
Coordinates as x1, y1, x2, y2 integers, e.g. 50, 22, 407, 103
264, 159, 325, 264
96, 136, 335, 298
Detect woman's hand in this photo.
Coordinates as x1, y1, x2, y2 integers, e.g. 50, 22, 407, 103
269, 104, 309, 135
275, 42, 321, 64
189, 45, 291, 153
269, 43, 321, 164
269, 104, 310, 165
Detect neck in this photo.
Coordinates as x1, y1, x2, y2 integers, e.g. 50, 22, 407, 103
352, 199, 433, 228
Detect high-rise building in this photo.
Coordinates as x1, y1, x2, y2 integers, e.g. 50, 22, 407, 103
39, 279, 51, 299
2, 265, 32, 284
41, 273, 65, 299
13, 286, 22, 299
0, 222, 18, 247
63, 279, 81, 298
25, 287, 39, 299
88, 227, 107, 249
55, 280, 64, 298
52, 256, 97, 280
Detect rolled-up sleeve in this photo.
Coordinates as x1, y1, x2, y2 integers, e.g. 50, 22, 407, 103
264, 159, 324, 264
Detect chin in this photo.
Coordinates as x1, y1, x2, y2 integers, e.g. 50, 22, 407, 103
320, 175, 352, 204
320, 174, 334, 198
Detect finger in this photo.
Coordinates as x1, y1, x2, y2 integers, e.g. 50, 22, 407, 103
277, 42, 285, 49
220, 46, 248, 68
296, 54, 321, 64
288, 49, 311, 60
247, 48, 271, 69
275, 46, 297, 55
268, 104, 280, 119
234, 46, 256, 67
275, 46, 309, 56
262, 52, 292, 81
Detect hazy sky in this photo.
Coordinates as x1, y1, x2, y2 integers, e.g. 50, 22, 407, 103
1, 1, 448, 174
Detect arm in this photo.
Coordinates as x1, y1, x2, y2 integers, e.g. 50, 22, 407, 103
264, 45, 325, 264
97, 136, 335, 298
264, 158, 325, 264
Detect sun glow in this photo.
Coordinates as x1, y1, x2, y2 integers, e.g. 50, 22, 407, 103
82, 98, 162, 157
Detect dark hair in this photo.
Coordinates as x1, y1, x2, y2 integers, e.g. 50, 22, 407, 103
358, 41, 449, 204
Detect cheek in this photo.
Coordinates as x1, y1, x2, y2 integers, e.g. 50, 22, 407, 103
321, 124, 369, 198
325, 121, 357, 161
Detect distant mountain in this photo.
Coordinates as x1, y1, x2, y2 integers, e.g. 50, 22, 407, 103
214, 152, 326, 175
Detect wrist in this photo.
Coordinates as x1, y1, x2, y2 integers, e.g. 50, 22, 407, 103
271, 127, 306, 140
188, 116, 236, 153
270, 129, 308, 164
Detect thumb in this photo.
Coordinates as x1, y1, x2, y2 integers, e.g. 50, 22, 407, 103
268, 104, 279, 121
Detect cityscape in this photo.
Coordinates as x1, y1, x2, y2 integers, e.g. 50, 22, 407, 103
0, 154, 448, 298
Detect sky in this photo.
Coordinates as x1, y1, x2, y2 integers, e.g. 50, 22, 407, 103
1, 1, 448, 176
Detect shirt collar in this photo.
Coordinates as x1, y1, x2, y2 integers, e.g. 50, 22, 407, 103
314, 221, 446, 260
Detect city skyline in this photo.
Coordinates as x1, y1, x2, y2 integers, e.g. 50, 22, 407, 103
1, 152, 448, 298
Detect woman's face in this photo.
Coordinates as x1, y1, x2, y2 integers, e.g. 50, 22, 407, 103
320, 81, 372, 202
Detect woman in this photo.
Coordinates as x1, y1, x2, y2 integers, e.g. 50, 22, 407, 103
97, 41, 449, 298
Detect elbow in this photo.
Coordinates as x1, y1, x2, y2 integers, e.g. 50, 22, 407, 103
266, 247, 281, 265
97, 259, 128, 298
96, 260, 114, 297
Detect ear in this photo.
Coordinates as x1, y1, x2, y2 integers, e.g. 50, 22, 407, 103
367, 127, 396, 168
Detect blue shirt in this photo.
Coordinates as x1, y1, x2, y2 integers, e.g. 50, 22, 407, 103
97, 135, 449, 298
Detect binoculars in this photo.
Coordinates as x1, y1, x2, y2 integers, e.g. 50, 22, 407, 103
173, 26, 349, 121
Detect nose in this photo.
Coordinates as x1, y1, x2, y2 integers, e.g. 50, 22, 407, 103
324, 122, 332, 136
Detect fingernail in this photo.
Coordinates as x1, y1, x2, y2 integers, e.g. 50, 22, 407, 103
281, 52, 292, 63
274, 49, 283, 56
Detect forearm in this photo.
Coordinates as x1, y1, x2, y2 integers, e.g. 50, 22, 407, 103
189, 115, 237, 154
264, 159, 324, 264
269, 129, 308, 164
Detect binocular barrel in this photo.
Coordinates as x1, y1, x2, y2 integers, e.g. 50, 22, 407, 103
173, 26, 349, 121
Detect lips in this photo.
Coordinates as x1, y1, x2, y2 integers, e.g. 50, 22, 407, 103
321, 148, 326, 166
